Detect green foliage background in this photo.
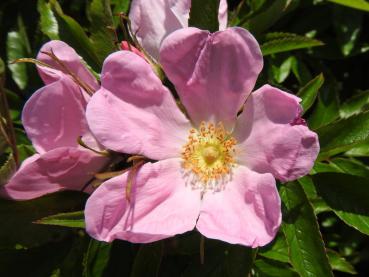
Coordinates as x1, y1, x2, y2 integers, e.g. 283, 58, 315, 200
0, 0, 369, 276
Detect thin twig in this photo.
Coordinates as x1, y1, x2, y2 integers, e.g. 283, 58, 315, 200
0, 75, 19, 167
41, 50, 96, 96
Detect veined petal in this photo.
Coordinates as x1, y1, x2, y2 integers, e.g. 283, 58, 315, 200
197, 166, 281, 247
85, 158, 201, 243
22, 75, 90, 154
37, 40, 99, 91
234, 85, 319, 182
86, 51, 191, 160
0, 147, 108, 201
160, 27, 263, 127
129, 0, 228, 60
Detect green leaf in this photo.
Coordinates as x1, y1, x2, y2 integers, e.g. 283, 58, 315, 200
313, 173, 369, 236
261, 34, 324, 56
0, 191, 88, 249
280, 181, 333, 277
298, 177, 331, 215
345, 141, 369, 156
87, 0, 116, 63
330, 158, 369, 179
291, 58, 313, 86
271, 56, 295, 84
189, 0, 220, 32
327, 249, 357, 274
317, 111, 369, 159
308, 83, 340, 130
37, 0, 59, 39
340, 90, 369, 118
0, 153, 16, 186
6, 31, 28, 90
254, 258, 299, 277
297, 73, 324, 114
258, 232, 290, 263
83, 239, 112, 277
130, 242, 163, 277
326, 0, 369, 12
50, 0, 101, 71
111, 0, 130, 26
36, 211, 85, 228
244, 0, 298, 34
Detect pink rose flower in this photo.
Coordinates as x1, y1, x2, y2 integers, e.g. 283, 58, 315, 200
0, 41, 108, 200
129, 0, 228, 60
84, 27, 319, 247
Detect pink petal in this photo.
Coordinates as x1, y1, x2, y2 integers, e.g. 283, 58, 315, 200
197, 166, 281, 247
218, 0, 228, 30
0, 147, 108, 201
37, 40, 99, 91
234, 85, 320, 182
22, 75, 90, 154
86, 51, 191, 160
160, 27, 263, 127
85, 158, 201, 243
129, 0, 228, 60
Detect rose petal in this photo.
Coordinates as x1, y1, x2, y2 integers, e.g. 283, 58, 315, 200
37, 40, 99, 91
218, 0, 228, 30
22, 75, 90, 154
234, 85, 320, 182
0, 147, 107, 200
197, 166, 281, 247
129, 0, 228, 60
86, 51, 191, 160
160, 27, 263, 127
85, 158, 201, 243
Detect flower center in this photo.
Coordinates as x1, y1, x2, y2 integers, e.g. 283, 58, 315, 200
181, 122, 237, 186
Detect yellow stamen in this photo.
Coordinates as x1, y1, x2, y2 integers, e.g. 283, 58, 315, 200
181, 121, 237, 187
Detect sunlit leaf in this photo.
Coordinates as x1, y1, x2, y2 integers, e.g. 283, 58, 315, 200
345, 141, 369, 157
326, 0, 369, 12
327, 249, 357, 274
297, 73, 324, 114
317, 111, 369, 159
7, 31, 28, 90
340, 90, 369, 118
36, 211, 85, 228
280, 181, 333, 277
258, 233, 290, 263
271, 56, 296, 83
111, 0, 130, 26
87, 0, 116, 62
50, 0, 101, 71
261, 34, 323, 56
37, 0, 59, 40
0, 153, 16, 186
